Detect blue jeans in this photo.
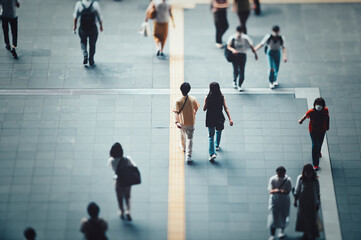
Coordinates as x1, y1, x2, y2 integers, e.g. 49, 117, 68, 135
267, 49, 281, 83
310, 132, 325, 167
208, 127, 222, 156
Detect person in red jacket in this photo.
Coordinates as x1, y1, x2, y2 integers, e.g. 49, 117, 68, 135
298, 98, 330, 171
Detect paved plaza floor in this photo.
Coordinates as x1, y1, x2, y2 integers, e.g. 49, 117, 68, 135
0, 0, 361, 240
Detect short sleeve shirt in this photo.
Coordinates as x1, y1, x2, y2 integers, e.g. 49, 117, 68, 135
260, 33, 285, 51
267, 175, 292, 193
173, 95, 200, 125
0, 0, 19, 18
227, 33, 253, 54
306, 107, 329, 133
154, 0, 170, 23
73, 0, 102, 23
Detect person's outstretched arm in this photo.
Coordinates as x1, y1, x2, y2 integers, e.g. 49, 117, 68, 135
223, 97, 233, 126
169, 6, 175, 28
298, 114, 307, 124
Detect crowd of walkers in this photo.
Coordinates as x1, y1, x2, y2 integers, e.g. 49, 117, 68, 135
7, 0, 331, 239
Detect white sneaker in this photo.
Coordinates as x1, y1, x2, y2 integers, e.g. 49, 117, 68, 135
232, 81, 237, 89
238, 85, 243, 92
277, 232, 285, 238
269, 83, 274, 89
209, 154, 217, 162
186, 155, 192, 163
215, 146, 220, 151
215, 43, 224, 49
273, 81, 279, 86
268, 236, 275, 240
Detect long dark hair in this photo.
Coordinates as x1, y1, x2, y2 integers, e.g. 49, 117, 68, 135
301, 164, 317, 182
110, 142, 123, 158
207, 82, 223, 99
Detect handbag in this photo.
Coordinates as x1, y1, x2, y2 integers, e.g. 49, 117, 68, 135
224, 38, 235, 62
138, 22, 150, 37
146, 4, 157, 19
116, 158, 141, 186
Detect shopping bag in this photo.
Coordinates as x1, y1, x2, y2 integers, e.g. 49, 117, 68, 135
138, 22, 150, 37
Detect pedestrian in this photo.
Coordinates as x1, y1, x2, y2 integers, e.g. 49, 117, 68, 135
298, 97, 329, 171
253, 0, 261, 15
232, 0, 250, 34
267, 166, 292, 240
173, 82, 200, 163
80, 202, 108, 240
145, 0, 175, 57
73, 0, 103, 67
0, 0, 20, 59
294, 164, 320, 240
226, 26, 258, 91
23, 227, 36, 240
203, 82, 233, 162
211, 0, 229, 49
108, 142, 136, 221
254, 25, 287, 89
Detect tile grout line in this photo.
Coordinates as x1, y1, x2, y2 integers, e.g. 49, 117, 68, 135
168, 6, 186, 240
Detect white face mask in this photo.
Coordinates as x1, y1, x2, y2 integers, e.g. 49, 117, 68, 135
315, 105, 323, 111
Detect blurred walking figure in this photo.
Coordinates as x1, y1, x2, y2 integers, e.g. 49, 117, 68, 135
254, 25, 287, 89
267, 166, 292, 240
108, 142, 136, 221
294, 164, 321, 240
145, 0, 175, 57
203, 82, 233, 162
227, 26, 257, 91
232, 0, 250, 34
173, 82, 200, 163
298, 98, 329, 171
80, 202, 108, 240
23, 227, 36, 240
211, 0, 229, 48
0, 0, 20, 59
253, 0, 261, 15
73, 0, 103, 67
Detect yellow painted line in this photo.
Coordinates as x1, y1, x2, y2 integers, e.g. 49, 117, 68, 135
168, 6, 186, 240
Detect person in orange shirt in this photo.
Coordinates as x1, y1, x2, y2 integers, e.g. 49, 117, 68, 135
299, 98, 330, 171
173, 83, 200, 163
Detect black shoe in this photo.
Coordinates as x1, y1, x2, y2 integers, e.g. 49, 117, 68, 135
126, 214, 132, 221
120, 214, 125, 220
11, 48, 18, 59
83, 57, 88, 65
160, 52, 164, 57
5, 44, 11, 51
156, 50, 160, 56
89, 59, 95, 67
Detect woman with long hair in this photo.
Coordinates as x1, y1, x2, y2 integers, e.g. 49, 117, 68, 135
294, 164, 320, 240
203, 82, 233, 162
108, 142, 136, 221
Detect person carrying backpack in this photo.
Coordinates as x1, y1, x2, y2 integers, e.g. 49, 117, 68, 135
255, 25, 287, 89
73, 0, 103, 67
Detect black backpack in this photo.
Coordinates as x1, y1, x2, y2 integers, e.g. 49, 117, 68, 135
264, 35, 283, 54
80, 1, 96, 31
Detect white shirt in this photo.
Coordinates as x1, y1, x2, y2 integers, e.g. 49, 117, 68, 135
260, 33, 285, 51
73, 0, 102, 23
227, 33, 253, 54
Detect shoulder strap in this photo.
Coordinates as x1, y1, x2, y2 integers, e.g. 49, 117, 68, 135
266, 34, 273, 45
177, 95, 188, 114
82, 1, 94, 10
278, 177, 288, 189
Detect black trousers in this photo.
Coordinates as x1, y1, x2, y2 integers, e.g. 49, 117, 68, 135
78, 27, 98, 61
2, 17, 18, 47
232, 53, 247, 86
213, 9, 228, 44
237, 11, 250, 34
310, 132, 325, 167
